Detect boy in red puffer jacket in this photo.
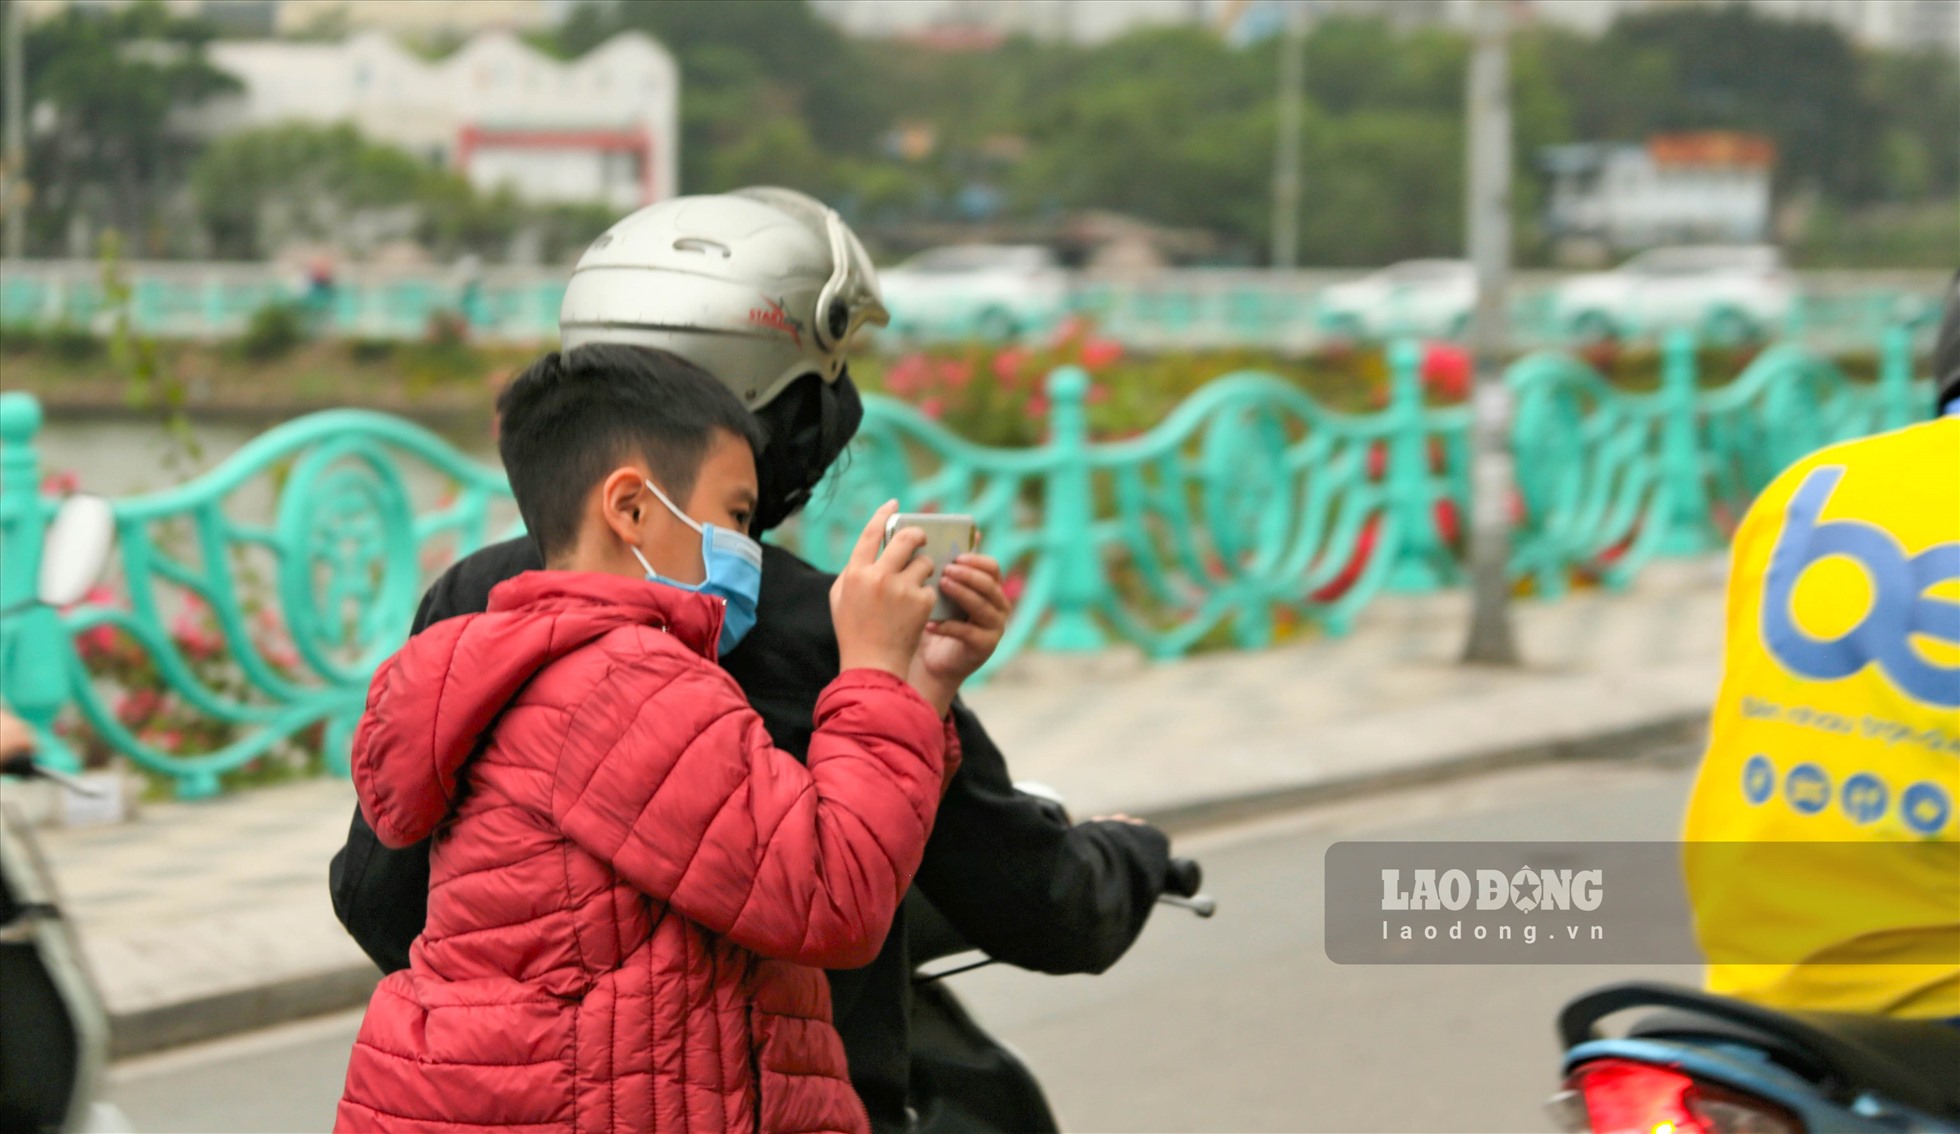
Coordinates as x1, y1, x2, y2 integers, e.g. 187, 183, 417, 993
335, 344, 1008, 1134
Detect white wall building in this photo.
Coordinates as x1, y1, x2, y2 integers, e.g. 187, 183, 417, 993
810, 0, 1960, 54
199, 31, 679, 211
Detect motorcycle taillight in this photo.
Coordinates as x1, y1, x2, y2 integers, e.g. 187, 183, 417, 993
1554, 1058, 1805, 1134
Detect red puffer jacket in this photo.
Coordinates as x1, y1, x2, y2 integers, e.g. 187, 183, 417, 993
335, 571, 955, 1134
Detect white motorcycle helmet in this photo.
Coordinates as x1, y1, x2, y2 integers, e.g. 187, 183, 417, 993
559, 186, 888, 410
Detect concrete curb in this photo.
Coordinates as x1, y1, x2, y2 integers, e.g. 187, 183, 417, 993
110, 965, 380, 1060
1136, 712, 1708, 834
104, 710, 1708, 1059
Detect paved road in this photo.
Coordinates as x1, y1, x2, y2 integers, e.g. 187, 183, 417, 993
106, 752, 1700, 1133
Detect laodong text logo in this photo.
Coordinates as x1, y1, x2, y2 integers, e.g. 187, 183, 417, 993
1379, 866, 1603, 913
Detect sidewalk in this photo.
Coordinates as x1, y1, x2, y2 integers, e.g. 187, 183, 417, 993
33, 557, 1729, 1057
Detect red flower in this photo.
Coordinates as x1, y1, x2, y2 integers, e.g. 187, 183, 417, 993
1027, 396, 1050, 419
935, 359, 974, 392
41, 470, 80, 496
919, 396, 946, 421
115, 688, 164, 727
1087, 384, 1110, 406
171, 606, 224, 662
77, 624, 122, 663
1002, 572, 1026, 603
991, 348, 1029, 384
1080, 338, 1124, 370
1420, 342, 1471, 400
886, 354, 932, 397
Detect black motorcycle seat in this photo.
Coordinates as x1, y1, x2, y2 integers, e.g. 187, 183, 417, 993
1628, 1005, 1960, 1119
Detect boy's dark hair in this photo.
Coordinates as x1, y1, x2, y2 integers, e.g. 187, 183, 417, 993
496, 344, 765, 562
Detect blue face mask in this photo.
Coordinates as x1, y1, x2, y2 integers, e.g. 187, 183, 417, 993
626, 479, 762, 656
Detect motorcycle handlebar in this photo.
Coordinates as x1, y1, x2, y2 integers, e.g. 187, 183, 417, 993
1165, 857, 1203, 899
0, 752, 108, 798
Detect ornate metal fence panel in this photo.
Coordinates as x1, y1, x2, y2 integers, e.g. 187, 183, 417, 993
797, 351, 1458, 671
0, 395, 517, 797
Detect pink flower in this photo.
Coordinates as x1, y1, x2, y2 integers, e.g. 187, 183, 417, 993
992, 348, 1030, 384
934, 359, 974, 392
115, 688, 164, 727
919, 397, 946, 421
1002, 573, 1027, 603
1080, 338, 1124, 370
172, 613, 223, 661
1027, 396, 1050, 419
77, 624, 121, 663
41, 470, 80, 495
885, 354, 932, 397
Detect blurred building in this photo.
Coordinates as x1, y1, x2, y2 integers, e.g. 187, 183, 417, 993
1541, 133, 1776, 252
809, 0, 1958, 54
194, 31, 677, 210
274, 0, 550, 36
811, 0, 1209, 44
16, 0, 552, 35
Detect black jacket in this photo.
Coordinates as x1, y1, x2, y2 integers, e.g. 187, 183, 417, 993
328, 538, 1172, 1132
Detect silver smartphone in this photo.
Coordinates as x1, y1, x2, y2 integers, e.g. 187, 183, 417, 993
881, 512, 979, 622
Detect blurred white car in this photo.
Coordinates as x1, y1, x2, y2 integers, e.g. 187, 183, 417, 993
877, 244, 1069, 342
1552, 245, 1795, 343
1316, 259, 1475, 340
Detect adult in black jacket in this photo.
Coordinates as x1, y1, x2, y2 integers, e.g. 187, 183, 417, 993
329, 187, 1173, 1132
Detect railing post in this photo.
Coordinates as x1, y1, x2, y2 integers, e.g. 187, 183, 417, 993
1878, 323, 1915, 432
1037, 366, 1108, 651
1385, 338, 1448, 592
1657, 329, 1713, 555
0, 392, 80, 771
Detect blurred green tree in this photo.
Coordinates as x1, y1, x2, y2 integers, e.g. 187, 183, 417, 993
3, 0, 239, 255
1602, 4, 1884, 200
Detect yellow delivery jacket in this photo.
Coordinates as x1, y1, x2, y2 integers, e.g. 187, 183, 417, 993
1683, 415, 1960, 1018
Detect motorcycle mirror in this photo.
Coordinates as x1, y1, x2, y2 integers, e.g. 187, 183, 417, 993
37, 495, 116, 609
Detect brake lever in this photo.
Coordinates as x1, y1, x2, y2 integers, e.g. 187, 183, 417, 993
1158, 892, 1217, 918
0, 752, 109, 798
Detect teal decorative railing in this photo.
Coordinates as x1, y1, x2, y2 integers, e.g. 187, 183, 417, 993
0, 330, 1929, 796
1, 260, 1945, 353
0, 399, 518, 797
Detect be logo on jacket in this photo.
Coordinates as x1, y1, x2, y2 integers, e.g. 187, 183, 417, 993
1683, 416, 1960, 1020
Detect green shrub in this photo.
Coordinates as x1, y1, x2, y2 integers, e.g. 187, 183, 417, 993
44, 323, 104, 363
0, 324, 40, 355
347, 337, 397, 364
239, 303, 308, 362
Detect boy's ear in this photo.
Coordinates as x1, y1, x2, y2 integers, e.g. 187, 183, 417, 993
598, 467, 649, 545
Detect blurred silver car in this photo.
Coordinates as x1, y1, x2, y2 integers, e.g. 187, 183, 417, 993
877, 244, 1069, 342
1316, 259, 1475, 340
1553, 245, 1795, 343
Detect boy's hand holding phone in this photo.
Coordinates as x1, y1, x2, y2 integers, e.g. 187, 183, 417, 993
832, 502, 940, 689
907, 552, 1008, 713
830, 503, 1011, 718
